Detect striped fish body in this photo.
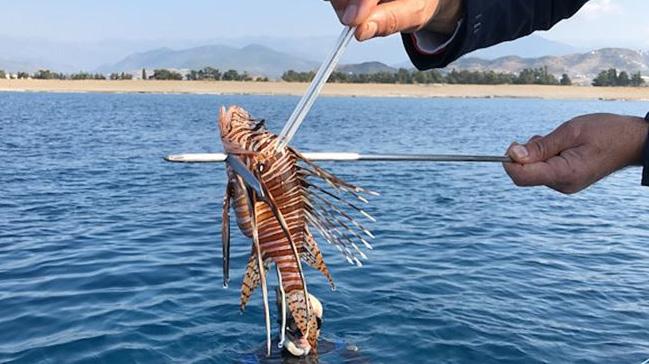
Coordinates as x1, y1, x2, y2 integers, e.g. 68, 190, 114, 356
220, 106, 320, 346
218, 105, 375, 350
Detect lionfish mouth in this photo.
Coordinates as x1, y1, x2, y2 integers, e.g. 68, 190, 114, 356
285, 336, 311, 357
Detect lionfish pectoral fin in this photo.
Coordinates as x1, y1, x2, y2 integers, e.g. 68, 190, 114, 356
222, 181, 233, 288
294, 149, 378, 197
295, 151, 375, 267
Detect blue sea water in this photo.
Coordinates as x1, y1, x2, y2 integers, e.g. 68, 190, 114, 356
1, 92, 649, 364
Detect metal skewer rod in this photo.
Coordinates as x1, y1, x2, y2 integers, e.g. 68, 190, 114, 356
165, 153, 511, 163
276, 26, 356, 151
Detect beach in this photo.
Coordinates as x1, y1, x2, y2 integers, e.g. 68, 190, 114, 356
2, 79, 649, 100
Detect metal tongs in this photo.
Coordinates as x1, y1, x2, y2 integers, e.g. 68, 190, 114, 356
276, 26, 357, 150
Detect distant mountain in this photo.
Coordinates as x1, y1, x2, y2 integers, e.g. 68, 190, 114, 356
204, 35, 410, 66
99, 44, 318, 77
449, 48, 649, 81
0, 32, 583, 75
468, 34, 581, 59
0, 56, 74, 73
0, 35, 166, 72
0, 58, 40, 73
337, 62, 397, 74
392, 34, 581, 68
2, 33, 648, 84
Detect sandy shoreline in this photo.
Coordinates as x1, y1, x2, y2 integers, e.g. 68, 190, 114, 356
1, 79, 649, 101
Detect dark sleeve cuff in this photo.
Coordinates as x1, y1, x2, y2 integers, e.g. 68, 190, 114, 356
401, 0, 589, 70
641, 112, 649, 186
401, 10, 469, 70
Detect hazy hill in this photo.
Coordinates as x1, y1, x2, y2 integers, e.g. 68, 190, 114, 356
451, 48, 649, 79
468, 34, 581, 59
98, 46, 649, 83
0, 56, 74, 73
0, 33, 599, 76
100, 44, 318, 77
337, 62, 397, 74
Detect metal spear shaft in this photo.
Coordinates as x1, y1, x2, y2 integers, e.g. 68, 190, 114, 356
165, 153, 512, 163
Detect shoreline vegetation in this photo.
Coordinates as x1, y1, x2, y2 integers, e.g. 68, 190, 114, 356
4, 67, 644, 87
3, 79, 649, 100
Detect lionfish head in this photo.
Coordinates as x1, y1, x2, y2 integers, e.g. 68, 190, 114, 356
218, 105, 258, 139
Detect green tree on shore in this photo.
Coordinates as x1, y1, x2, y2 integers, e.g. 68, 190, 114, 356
152, 69, 183, 80
110, 72, 134, 80
282, 70, 315, 82
592, 68, 644, 87
618, 71, 630, 86
560, 73, 572, 86
283, 67, 562, 86
631, 72, 645, 87
33, 69, 67, 80
222, 69, 252, 81
187, 67, 222, 81
69, 72, 105, 80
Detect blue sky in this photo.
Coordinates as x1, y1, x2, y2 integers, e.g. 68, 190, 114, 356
1, 0, 648, 48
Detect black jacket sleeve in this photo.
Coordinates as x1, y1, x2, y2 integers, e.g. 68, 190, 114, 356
642, 112, 649, 186
402, 0, 589, 70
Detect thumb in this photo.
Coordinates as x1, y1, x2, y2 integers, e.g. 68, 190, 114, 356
508, 123, 578, 164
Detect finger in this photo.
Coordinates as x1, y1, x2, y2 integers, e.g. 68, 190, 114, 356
504, 160, 558, 188
343, 0, 381, 26
357, 0, 432, 40
504, 150, 588, 194
508, 122, 580, 164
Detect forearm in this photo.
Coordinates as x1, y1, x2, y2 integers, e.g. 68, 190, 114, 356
404, 0, 589, 69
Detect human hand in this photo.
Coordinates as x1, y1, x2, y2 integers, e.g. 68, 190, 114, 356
504, 113, 648, 194
329, 0, 463, 41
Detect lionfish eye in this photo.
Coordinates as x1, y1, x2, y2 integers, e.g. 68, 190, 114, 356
257, 163, 266, 173
252, 119, 266, 132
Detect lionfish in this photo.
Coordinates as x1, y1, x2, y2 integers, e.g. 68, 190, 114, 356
218, 106, 376, 356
